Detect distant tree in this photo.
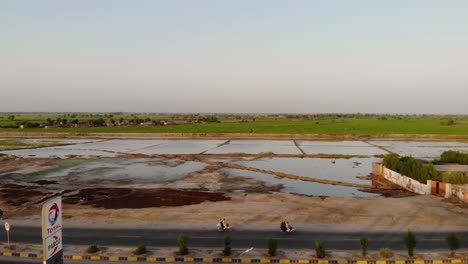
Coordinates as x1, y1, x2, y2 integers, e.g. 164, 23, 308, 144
7, 115, 15, 121
89, 118, 106, 127
54, 118, 62, 126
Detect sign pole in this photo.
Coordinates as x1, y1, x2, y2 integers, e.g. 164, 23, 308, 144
4, 222, 10, 249
42, 196, 63, 264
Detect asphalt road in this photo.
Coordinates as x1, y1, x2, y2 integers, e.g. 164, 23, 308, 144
3, 226, 467, 251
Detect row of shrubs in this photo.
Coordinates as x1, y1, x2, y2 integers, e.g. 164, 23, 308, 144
86, 231, 461, 258
383, 154, 439, 183
442, 171, 468, 184
383, 151, 468, 184
434, 150, 468, 165
436, 151, 468, 184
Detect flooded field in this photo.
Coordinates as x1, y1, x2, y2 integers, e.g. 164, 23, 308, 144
220, 168, 376, 197
1, 138, 467, 198
368, 140, 468, 160
3, 138, 466, 158
219, 157, 377, 185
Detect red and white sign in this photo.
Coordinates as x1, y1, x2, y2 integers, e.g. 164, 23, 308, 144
42, 196, 62, 261
45, 229, 62, 259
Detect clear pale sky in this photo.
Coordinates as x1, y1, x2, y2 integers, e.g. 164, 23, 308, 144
1, 0, 467, 114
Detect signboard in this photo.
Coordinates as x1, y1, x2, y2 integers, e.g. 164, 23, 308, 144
42, 196, 63, 264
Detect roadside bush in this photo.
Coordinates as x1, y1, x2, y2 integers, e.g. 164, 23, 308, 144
360, 237, 370, 257
443, 171, 468, 184
446, 233, 460, 256
223, 236, 231, 256
315, 240, 326, 258
438, 151, 468, 165
404, 230, 417, 257
379, 248, 393, 258
134, 244, 147, 255
267, 238, 277, 256
86, 245, 99, 253
178, 234, 189, 255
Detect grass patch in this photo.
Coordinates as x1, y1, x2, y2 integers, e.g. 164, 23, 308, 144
1, 118, 468, 135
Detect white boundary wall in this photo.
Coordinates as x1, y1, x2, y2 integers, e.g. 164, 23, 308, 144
382, 167, 430, 195
450, 184, 468, 202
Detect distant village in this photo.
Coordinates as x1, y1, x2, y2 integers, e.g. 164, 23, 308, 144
0, 114, 223, 129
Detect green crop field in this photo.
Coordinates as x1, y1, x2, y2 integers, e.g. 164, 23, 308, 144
1, 116, 467, 135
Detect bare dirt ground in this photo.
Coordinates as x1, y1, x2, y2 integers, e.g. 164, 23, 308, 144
1, 153, 468, 260
0, 155, 467, 232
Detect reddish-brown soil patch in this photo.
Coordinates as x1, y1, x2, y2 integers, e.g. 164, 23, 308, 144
30, 180, 58, 185
63, 188, 230, 209
1, 183, 39, 189
0, 185, 50, 206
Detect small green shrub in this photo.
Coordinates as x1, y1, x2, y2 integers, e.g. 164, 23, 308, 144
379, 248, 393, 258
134, 244, 147, 255
315, 240, 326, 258
404, 230, 417, 257
446, 233, 460, 256
443, 171, 468, 184
178, 234, 189, 255
360, 237, 370, 257
223, 236, 232, 256
438, 151, 468, 165
267, 238, 278, 256
86, 245, 99, 254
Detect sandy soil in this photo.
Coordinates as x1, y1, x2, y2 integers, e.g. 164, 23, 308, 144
2, 188, 467, 232
0, 156, 467, 232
